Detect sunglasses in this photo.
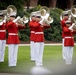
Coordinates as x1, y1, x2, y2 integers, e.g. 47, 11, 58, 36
0, 15, 4, 17
10, 16, 16, 17
36, 16, 41, 18
63, 14, 69, 16
66, 22, 71, 24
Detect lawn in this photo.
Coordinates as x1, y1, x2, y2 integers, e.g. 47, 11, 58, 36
0, 45, 76, 74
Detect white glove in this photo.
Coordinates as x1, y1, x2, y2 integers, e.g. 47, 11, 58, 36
13, 16, 20, 23
44, 13, 49, 19
23, 19, 28, 24
68, 23, 75, 30
0, 22, 3, 26
3, 16, 7, 23
39, 18, 44, 25
3, 20, 6, 23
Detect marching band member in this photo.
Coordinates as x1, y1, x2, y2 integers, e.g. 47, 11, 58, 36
34, 14, 44, 66
30, 12, 50, 66
6, 12, 26, 67
63, 20, 75, 64
0, 12, 6, 62
60, 12, 69, 61
29, 12, 36, 61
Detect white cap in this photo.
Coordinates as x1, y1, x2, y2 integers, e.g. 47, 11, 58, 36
34, 11, 41, 17
9, 12, 16, 17
62, 11, 69, 16
36, 13, 41, 17
31, 12, 36, 17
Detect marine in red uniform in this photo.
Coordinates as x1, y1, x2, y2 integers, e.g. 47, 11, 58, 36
31, 13, 50, 66
0, 13, 6, 62
63, 20, 75, 64
29, 12, 36, 61
60, 12, 69, 61
6, 13, 26, 67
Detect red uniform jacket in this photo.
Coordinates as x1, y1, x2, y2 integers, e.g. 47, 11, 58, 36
29, 20, 35, 41
31, 21, 50, 42
63, 26, 74, 46
61, 19, 67, 38
0, 23, 6, 40
6, 21, 25, 44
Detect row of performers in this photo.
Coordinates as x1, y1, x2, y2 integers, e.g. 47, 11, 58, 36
0, 11, 51, 67
0, 9, 76, 67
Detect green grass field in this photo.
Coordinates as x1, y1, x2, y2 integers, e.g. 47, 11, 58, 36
0, 45, 76, 74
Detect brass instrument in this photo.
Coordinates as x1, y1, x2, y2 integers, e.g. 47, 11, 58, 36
40, 6, 49, 15
43, 13, 53, 24
17, 16, 28, 25
7, 5, 17, 17
40, 6, 53, 24
47, 17, 53, 24
35, 6, 49, 17
0, 5, 17, 22
72, 23, 76, 30
22, 16, 28, 24
35, 6, 53, 24
68, 5, 76, 30
71, 5, 76, 17
0, 5, 28, 25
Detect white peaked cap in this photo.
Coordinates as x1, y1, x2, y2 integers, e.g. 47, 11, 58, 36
31, 12, 37, 16
34, 11, 41, 16
36, 12, 41, 16
9, 12, 16, 16
62, 11, 69, 16
36, 13, 41, 16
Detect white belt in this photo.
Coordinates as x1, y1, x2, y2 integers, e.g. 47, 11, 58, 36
65, 37, 73, 38
31, 31, 35, 33
0, 30, 6, 32
35, 32, 43, 34
9, 33, 18, 35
